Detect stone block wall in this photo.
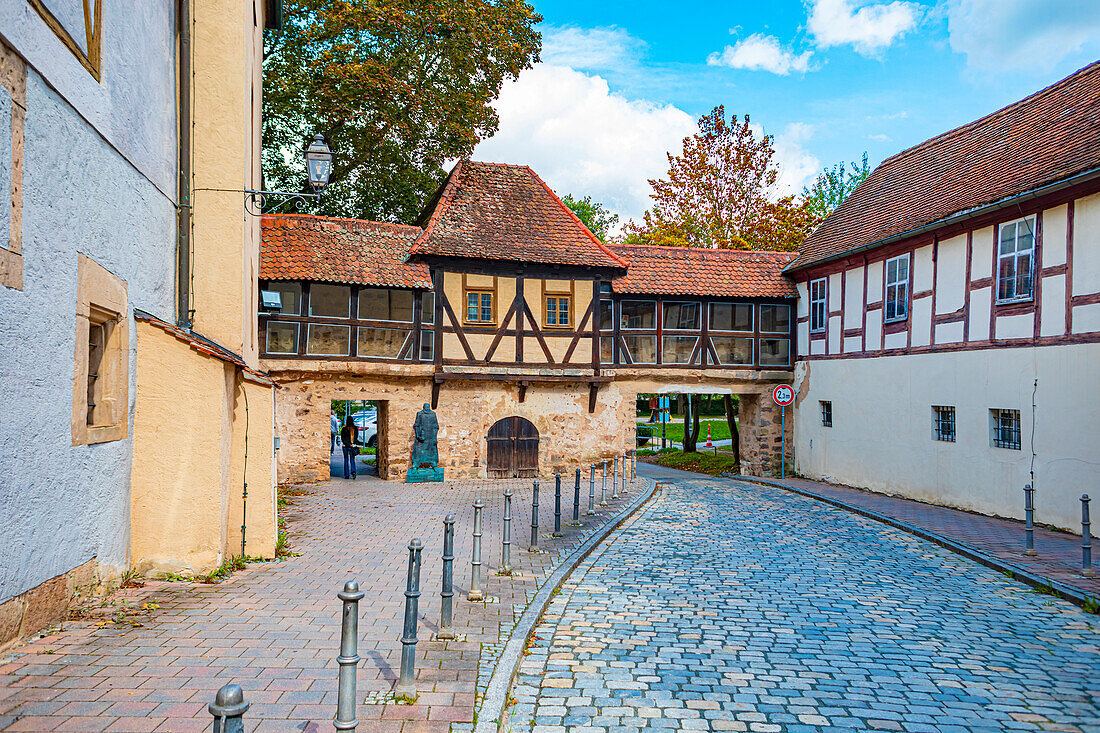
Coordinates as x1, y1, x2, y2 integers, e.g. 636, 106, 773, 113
738, 392, 794, 477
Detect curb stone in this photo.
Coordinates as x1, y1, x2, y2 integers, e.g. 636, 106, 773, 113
734, 474, 1098, 612
473, 477, 660, 733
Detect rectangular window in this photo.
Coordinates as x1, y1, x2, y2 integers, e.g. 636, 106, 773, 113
265, 321, 300, 355
759, 338, 790, 367
621, 300, 657, 329
421, 291, 436, 325
545, 295, 571, 327
357, 287, 414, 322
711, 336, 753, 366
663, 302, 700, 330
86, 316, 111, 426
991, 409, 1021, 450
599, 300, 613, 330
600, 336, 614, 364
933, 405, 956, 443
73, 254, 128, 446
759, 304, 791, 334
661, 335, 697, 364
419, 330, 435, 361
810, 279, 826, 333
820, 401, 833, 427
623, 335, 657, 364
885, 255, 909, 322
306, 323, 350, 356
709, 302, 753, 332
266, 282, 302, 315
465, 290, 493, 323
308, 283, 351, 318
357, 327, 411, 359
997, 217, 1035, 303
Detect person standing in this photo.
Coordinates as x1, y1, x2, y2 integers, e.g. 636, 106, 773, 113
331, 411, 339, 453
340, 420, 358, 479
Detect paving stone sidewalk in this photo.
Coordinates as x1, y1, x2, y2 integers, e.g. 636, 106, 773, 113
508, 475, 1100, 733
0, 470, 648, 732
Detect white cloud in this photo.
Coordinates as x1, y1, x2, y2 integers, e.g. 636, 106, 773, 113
540, 25, 646, 72
473, 64, 696, 222
867, 132, 892, 142
807, 0, 922, 56
707, 33, 814, 75
761, 122, 821, 196
947, 0, 1100, 72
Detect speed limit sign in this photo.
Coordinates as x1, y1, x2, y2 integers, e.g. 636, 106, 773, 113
772, 384, 794, 407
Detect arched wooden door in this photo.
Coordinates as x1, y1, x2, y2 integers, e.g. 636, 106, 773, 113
486, 417, 539, 478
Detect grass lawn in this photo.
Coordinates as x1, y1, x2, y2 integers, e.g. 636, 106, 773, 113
637, 448, 740, 476
637, 418, 733, 444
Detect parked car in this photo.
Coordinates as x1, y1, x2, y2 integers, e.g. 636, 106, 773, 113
351, 411, 377, 447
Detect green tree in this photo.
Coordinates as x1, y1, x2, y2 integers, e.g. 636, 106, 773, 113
802, 152, 871, 220
263, 0, 542, 222
625, 106, 817, 251
561, 194, 619, 241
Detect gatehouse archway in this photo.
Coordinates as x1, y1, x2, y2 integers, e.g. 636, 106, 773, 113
486, 416, 539, 478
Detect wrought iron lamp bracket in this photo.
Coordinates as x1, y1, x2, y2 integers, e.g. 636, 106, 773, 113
244, 189, 319, 215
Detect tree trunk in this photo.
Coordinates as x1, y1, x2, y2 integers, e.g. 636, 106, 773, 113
683, 394, 701, 452
724, 395, 740, 472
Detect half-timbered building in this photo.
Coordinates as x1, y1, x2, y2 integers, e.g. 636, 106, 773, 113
786, 60, 1100, 530
260, 162, 796, 482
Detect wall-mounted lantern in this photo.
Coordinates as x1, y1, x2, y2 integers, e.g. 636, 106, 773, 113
246, 134, 334, 213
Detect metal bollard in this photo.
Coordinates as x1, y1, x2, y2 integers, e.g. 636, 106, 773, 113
209, 683, 249, 733
1083, 495, 1095, 577
469, 501, 484, 601
601, 460, 608, 505
553, 473, 563, 537
501, 489, 513, 575
588, 464, 596, 515
622, 453, 628, 495
530, 479, 540, 551
631, 450, 636, 480
573, 468, 581, 522
334, 581, 364, 730
612, 457, 619, 500
395, 539, 423, 699
438, 515, 455, 639
1024, 484, 1037, 556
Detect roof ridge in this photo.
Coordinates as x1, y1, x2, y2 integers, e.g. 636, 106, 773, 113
879, 59, 1100, 168
262, 212, 423, 233
608, 243, 798, 257
523, 165, 628, 269
409, 159, 466, 255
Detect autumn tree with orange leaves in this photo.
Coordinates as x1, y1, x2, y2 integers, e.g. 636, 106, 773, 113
625, 106, 818, 251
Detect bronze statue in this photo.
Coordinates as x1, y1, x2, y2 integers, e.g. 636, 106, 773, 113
407, 403, 444, 482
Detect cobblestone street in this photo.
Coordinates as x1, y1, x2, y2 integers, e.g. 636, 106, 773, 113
0, 471, 648, 732
509, 475, 1100, 733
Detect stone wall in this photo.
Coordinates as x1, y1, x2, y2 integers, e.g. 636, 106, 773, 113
737, 392, 794, 477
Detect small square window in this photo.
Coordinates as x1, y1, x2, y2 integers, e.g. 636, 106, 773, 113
990, 409, 1021, 450
820, 400, 833, 428
465, 290, 493, 323
545, 295, 570, 328
932, 406, 956, 443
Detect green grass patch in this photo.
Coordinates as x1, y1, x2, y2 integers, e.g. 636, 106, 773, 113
637, 419, 732, 444
642, 449, 740, 477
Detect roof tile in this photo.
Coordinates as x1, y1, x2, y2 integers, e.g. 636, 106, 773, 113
608, 244, 798, 298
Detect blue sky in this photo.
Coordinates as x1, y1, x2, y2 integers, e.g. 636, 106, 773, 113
472, 0, 1100, 227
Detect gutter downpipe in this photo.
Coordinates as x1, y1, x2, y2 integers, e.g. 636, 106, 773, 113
176, 0, 192, 329
786, 166, 1100, 273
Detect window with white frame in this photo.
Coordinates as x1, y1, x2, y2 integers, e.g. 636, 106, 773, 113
809, 279, 826, 333
997, 216, 1035, 303
884, 255, 909, 322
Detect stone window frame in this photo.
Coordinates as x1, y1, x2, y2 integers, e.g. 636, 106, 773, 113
72, 255, 128, 445
0, 39, 26, 291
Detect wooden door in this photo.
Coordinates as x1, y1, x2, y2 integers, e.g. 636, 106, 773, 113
487, 417, 539, 478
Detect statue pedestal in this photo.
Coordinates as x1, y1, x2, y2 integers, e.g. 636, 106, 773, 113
406, 467, 445, 483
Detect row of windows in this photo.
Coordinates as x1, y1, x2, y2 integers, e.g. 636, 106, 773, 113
601, 336, 790, 366
604, 301, 791, 333
265, 321, 436, 361
263, 282, 437, 324
818, 402, 1022, 450
808, 215, 1037, 333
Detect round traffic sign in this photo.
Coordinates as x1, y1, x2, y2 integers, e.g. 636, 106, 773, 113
772, 384, 794, 407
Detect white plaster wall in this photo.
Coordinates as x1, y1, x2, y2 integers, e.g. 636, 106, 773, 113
1040, 275, 1066, 337
0, 71, 175, 604
913, 245, 933, 292
971, 226, 994, 280
935, 234, 967, 314
911, 297, 931, 347
1073, 301, 1100, 333
843, 267, 863, 328
793, 343, 1100, 531
1043, 204, 1068, 267
969, 288, 991, 340
1072, 192, 1100, 296
995, 313, 1033, 340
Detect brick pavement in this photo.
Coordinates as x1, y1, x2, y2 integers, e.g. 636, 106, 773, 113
508, 475, 1100, 733
0, 470, 647, 732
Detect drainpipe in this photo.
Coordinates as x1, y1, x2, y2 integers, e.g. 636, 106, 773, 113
176, 0, 193, 328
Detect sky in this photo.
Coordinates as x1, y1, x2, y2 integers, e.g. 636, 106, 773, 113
471, 0, 1100, 228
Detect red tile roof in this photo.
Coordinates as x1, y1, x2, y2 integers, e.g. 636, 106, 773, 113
260, 214, 431, 289
790, 60, 1100, 272
409, 161, 626, 269
608, 244, 798, 298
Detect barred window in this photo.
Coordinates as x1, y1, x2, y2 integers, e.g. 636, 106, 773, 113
991, 409, 1021, 450
932, 406, 956, 442
820, 400, 832, 428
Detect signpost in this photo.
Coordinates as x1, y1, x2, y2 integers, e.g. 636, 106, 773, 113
772, 384, 794, 479
658, 395, 670, 450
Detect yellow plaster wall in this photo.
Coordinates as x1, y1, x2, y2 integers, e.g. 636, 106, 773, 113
226, 379, 276, 559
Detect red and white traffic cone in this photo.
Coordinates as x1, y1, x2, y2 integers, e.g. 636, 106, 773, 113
705, 424, 713, 448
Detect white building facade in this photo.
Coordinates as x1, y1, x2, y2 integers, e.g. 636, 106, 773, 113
788, 62, 1100, 531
